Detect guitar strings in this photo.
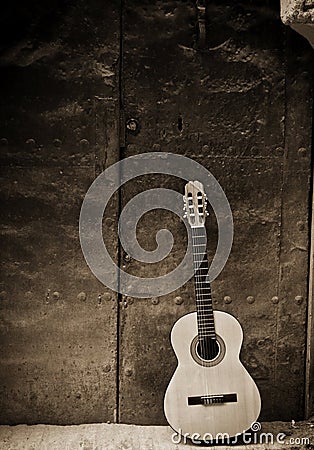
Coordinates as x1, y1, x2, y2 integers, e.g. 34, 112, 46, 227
192, 227, 206, 399
192, 226, 216, 399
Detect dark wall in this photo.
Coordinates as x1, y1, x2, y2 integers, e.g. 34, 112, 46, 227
0, 0, 313, 424
0, 0, 120, 424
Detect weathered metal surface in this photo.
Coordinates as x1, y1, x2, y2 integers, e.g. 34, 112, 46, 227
119, 0, 312, 424
0, 0, 120, 424
306, 169, 314, 418
274, 30, 313, 420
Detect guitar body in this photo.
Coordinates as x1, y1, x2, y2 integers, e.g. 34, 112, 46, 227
164, 311, 261, 440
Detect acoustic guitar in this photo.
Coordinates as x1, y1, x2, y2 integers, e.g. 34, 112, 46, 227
164, 180, 261, 441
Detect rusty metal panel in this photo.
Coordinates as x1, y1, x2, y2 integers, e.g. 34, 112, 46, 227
273, 30, 313, 420
119, 0, 293, 423
0, 0, 120, 424
123, 1, 285, 158
306, 171, 314, 418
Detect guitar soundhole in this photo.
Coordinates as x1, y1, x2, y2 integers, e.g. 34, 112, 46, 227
196, 337, 220, 361
191, 334, 226, 367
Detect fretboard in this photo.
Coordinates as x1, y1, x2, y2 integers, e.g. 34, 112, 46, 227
192, 227, 216, 339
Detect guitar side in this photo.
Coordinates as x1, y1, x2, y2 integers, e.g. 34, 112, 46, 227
164, 311, 261, 439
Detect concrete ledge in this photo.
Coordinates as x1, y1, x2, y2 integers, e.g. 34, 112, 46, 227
0, 421, 314, 449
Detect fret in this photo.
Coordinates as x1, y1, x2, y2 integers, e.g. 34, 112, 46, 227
197, 318, 215, 322
196, 304, 213, 308
197, 313, 214, 317
191, 226, 216, 339
197, 313, 214, 316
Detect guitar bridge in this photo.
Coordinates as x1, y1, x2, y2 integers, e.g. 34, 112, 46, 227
188, 393, 237, 405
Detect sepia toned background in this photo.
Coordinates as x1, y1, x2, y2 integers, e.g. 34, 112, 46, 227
0, 0, 313, 425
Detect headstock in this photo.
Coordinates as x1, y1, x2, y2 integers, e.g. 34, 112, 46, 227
183, 181, 208, 228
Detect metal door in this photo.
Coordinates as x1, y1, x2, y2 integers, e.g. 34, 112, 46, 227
0, 0, 313, 426
118, 0, 313, 423
0, 0, 120, 424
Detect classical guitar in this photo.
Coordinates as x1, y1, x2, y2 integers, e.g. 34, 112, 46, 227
164, 181, 261, 441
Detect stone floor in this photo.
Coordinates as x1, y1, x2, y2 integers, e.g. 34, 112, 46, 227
0, 421, 314, 450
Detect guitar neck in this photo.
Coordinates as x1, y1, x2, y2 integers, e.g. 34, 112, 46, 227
191, 227, 216, 339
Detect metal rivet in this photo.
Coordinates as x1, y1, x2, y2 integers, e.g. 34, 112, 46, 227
125, 254, 131, 262
125, 368, 133, 377
152, 297, 159, 305
276, 146, 284, 154
25, 138, 36, 146
298, 147, 307, 156
174, 296, 183, 305
295, 295, 304, 305
247, 296, 255, 304
153, 143, 161, 150
102, 292, 111, 301
297, 221, 305, 231
77, 292, 87, 301
272, 296, 279, 304
105, 218, 114, 227
202, 144, 209, 152
126, 118, 139, 132
257, 339, 264, 348
80, 138, 89, 148
103, 364, 111, 373
249, 357, 258, 369
0, 138, 8, 146
52, 291, 60, 300
224, 296, 232, 304
127, 144, 137, 152
53, 138, 62, 147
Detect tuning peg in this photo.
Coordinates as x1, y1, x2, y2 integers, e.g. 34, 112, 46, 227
206, 212, 209, 216
183, 213, 187, 218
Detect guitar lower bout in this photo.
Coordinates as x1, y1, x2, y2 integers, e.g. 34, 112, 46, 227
164, 311, 261, 440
